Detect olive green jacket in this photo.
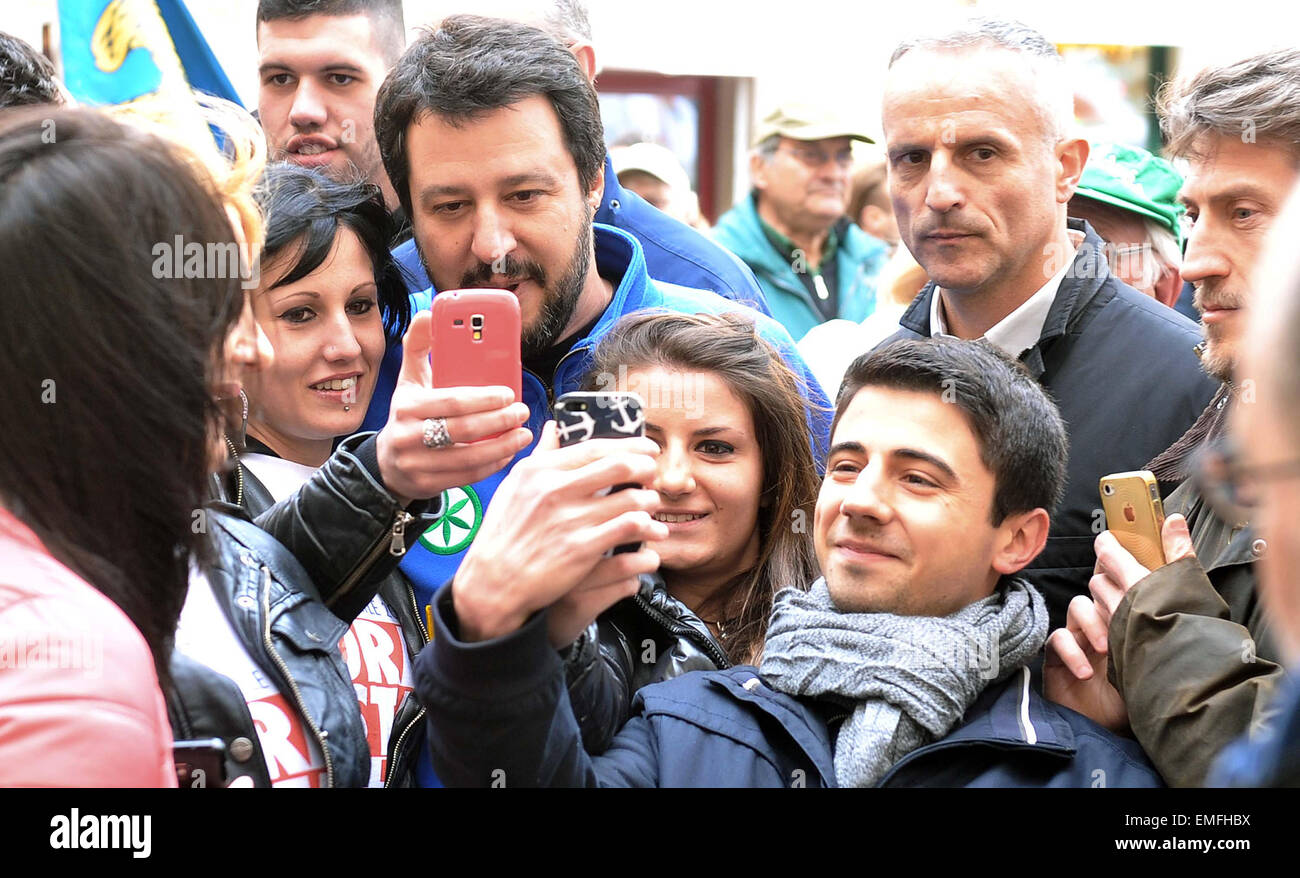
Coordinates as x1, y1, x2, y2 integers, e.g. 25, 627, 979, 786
1107, 477, 1285, 787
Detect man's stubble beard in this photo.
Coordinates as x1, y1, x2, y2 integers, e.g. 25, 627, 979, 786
1193, 281, 1248, 382
520, 204, 593, 360
1199, 330, 1237, 382
352, 137, 386, 193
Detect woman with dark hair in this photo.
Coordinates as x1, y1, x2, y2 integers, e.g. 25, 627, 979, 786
0, 107, 257, 786
0, 102, 521, 788
226, 162, 455, 786
561, 310, 823, 752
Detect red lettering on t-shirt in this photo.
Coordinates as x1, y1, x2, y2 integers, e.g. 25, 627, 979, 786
339, 612, 412, 785
247, 693, 325, 788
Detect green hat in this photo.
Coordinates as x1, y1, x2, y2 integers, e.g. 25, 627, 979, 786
1075, 142, 1185, 244
752, 102, 875, 148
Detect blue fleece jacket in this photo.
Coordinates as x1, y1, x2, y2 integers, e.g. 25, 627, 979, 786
712, 192, 889, 340
383, 225, 829, 621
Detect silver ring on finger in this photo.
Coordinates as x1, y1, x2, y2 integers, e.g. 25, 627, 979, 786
422, 417, 453, 449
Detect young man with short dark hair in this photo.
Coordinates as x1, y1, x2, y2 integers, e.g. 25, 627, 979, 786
416, 338, 1161, 787
256, 0, 405, 210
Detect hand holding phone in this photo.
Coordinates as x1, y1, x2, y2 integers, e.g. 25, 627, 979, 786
1099, 470, 1166, 570
450, 418, 664, 643
555, 391, 648, 554
374, 308, 532, 504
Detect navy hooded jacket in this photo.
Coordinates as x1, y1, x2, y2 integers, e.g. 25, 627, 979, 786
416, 585, 1163, 788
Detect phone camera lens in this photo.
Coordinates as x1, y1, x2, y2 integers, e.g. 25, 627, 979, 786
471, 314, 484, 329
1102, 484, 1114, 496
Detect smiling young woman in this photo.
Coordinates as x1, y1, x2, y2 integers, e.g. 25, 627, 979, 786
560, 310, 823, 752
242, 165, 408, 470
226, 162, 438, 786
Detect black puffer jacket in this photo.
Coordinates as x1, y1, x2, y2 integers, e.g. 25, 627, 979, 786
233, 440, 430, 788
169, 433, 430, 787
564, 572, 731, 753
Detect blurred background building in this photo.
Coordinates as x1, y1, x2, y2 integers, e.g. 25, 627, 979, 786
4, 0, 1289, 223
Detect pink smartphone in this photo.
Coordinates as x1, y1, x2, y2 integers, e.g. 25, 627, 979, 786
430, 289, 522, 403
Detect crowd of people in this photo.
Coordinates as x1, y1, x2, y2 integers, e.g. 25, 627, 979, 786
0, 0, 1298, 789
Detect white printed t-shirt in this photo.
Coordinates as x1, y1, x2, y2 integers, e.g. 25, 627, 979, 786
243, 452, 414, 786
175, 567, 327, 787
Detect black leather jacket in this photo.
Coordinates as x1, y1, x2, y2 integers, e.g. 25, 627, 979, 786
563, 572, 731, 754
169, 433, 431, 787
233, 441, 429, 788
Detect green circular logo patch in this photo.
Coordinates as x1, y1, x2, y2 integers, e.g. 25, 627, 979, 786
418, 485, 483, 555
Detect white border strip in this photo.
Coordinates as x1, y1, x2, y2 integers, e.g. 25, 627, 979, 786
1018, 666, 1039, 745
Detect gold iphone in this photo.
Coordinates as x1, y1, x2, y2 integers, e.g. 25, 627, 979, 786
1099, 471, 1166, 570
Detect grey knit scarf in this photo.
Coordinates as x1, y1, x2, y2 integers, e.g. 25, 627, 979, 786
758, 577, 1048, 787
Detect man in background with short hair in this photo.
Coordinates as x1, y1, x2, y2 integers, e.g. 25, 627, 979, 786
879, 17, 1218, 628
256, 0, 405, 212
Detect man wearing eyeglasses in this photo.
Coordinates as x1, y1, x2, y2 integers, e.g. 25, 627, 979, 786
1067, 142, 1185, 308
1045, 47, 1300, 787
712, 103, 891, 339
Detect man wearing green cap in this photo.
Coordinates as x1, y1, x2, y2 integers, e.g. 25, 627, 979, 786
712, 103, 890, 339
1068, 142, 1185, 307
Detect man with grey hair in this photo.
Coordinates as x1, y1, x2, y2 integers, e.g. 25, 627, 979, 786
1046, 47, 1300, 787
880, 16, 1218, 631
